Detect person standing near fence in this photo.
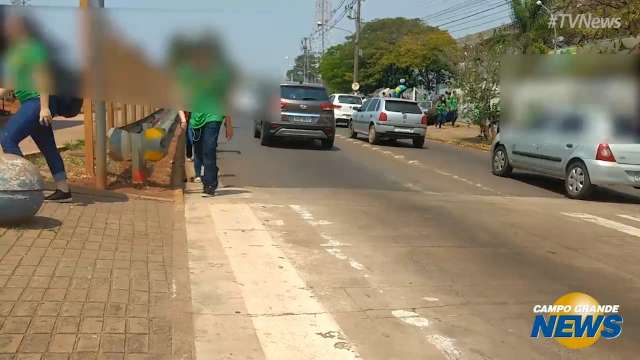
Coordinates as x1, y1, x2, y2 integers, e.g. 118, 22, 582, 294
175, 36, 233, 196
0, 13, 72, 202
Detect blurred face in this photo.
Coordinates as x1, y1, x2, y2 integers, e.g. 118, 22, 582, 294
5, 15, 27, 43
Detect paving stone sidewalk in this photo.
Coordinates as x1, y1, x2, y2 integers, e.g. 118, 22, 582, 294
0, 192, 194, 360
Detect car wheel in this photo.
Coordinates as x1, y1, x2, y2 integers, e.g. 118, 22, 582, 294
565, 161, 593, 199
349, 121, 358, 139
368, 124, 380, 145
491, 145, 513, 177
321, 136, 335, 150
253, 122, 261, 138
412, 137, 425, 149
260, 121, 272, 146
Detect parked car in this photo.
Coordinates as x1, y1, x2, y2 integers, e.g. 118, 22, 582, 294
491, 108, 640, 199
329, 94, 363, 127
349, 97, 427, 148
254, 83, 336, 149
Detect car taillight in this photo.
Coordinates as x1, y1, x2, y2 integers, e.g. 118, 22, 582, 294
333, 104, 342, 109
320, 102, 334, 111
379, 112, 387, 122
421, 114, 427, 125
596, 143, 616, 162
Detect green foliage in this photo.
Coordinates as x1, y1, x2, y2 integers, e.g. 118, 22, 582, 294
319, 17, 459, 94
318, 43, 353, 93
287, 53, 321, 83
455, 34, 506, 134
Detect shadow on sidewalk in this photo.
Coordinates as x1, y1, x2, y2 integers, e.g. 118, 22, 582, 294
10, 215, 62, 230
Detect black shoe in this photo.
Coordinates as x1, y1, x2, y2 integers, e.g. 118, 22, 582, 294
202, 186, 216, 197
45, 190, 73, 203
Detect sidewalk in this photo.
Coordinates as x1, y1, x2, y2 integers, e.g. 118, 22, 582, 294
427, 123, 491, 151
0, 188, 194, 359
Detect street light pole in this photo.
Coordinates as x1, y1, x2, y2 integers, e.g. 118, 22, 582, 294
353, 0, 361, 91
536, 0, 557, 53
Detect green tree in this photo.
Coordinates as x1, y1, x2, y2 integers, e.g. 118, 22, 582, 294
286, 53, 321, 83
455, 34, 508, 142
319, 17, 459, 94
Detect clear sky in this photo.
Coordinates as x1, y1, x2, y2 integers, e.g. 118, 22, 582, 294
0, 0, 512, 76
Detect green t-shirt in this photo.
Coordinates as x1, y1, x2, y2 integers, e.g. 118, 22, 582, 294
177, 63, 230, 129
448, 96, 458, 111
436, 101, 447, 114
6, 39, 48, 103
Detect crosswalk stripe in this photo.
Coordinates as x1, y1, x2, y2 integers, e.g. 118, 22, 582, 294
618, 214, 640, 223
562, 212, 640, 238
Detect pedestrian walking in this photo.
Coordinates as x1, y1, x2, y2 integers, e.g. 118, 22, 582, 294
0, 13, 73, 202
175, 36, 233, 196
448, 91, 459, 127
436, 95, 447, 128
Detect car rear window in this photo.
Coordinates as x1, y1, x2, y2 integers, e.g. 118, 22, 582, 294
337, 95, 362, 105
281, 86, 329, 101
384, 100, 422, 114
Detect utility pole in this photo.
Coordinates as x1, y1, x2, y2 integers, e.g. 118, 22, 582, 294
302, 37, 309, 83
321, 0, 326, 55
352, 0, 362, 92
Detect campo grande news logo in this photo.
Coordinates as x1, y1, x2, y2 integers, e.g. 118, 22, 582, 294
530, 292, 623, 349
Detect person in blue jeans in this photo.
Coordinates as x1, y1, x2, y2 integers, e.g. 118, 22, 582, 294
0, 13, 71, 202
186, 122, 203, 182
175, 36, 233, 196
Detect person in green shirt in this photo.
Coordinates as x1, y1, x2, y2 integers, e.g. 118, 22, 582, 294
175, 37, 233, 196
0, 13, 72, 202
436, 95, 447, 128
447, 91, 459, 127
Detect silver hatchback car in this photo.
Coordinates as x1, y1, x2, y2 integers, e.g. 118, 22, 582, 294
491, 108, 640, 199
350, 97, 427, 148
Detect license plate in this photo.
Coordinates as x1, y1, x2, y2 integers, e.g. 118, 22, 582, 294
291, 116, 315, 123
395, 128, 412, 133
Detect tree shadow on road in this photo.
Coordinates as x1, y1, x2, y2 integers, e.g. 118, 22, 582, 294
510, 172, 640, 204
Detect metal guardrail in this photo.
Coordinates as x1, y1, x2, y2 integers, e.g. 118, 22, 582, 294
107, 109, 179, 183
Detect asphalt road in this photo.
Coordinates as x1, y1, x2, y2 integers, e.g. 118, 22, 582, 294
184, 121, 640, 360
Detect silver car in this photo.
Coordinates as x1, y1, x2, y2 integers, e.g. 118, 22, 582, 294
350, 97, 427, 148
491, 108, 640, 199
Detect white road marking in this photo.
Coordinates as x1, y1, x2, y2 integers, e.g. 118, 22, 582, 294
326, 248, 348, 261
382, 150, 393, 155
348, 259, 365, 271
422, 297, 439, 302
426, 334, 463, 360
563, 212, 640, 238
394, 155, 405, 160
408, 160, 421, 165
618, 214, 640, 223
210, 204, 360, 359
320, 233, 351, 247
391, 310, 430, 328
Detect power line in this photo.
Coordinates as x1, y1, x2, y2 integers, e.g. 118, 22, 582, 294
421, 0, 488, 21
448, 15, 512, 33
424, 1, 506, 24
442, 6, 511, 30
433, 2, 509, 27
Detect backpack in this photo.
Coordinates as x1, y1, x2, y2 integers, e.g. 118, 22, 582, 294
53, 96, 83, 118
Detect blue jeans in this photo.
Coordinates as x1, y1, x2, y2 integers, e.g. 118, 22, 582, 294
1, 97, 67, 182
192, 121, 221, 189
187, 125, 203, 178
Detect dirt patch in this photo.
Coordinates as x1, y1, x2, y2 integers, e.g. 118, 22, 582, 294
427, 123, 492, 152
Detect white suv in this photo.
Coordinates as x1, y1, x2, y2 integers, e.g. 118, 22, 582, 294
329, 94, 363, 127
